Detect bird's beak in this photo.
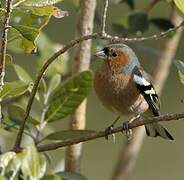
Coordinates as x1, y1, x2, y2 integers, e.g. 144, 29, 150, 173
94, 50, 107, 60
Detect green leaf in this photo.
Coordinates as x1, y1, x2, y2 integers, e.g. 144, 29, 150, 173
0, 81, 30, 99
9, 27, 38, 53
5, 145, 46, 179
11, 9, 50, 30
9, 10, 51, 53
128, 11, 149, 33
5, 157, 22, 179
45, 71, 93, 122
30, 5, 68, 18
174, 60, 184, 85
8, 105, 39, 125
174, 0, 184, 18
149, 17, 174, 31
12, 25, 39, 42
57, 171, 87, 180
21, 146, 46, 180
17, 145, 46, 179
48, 74, 61, 94
0, 152, 16, 176
45, 130, 96, 141
21, 0, 64, 7
13, 64, 33, 83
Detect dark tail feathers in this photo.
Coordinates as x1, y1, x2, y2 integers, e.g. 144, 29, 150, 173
145, 123, 174, 141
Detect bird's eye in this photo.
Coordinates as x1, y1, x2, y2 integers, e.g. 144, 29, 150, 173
112, 52, 117, 57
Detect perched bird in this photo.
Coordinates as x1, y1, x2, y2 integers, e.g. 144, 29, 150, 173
94, 44, 174, 140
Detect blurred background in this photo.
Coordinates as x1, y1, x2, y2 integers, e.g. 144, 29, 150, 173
2, 0, 184, 179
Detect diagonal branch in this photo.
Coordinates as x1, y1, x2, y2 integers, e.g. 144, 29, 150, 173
37, 112, 184, 152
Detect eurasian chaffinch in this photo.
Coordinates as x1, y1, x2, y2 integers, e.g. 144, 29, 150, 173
94, 44, 174, 140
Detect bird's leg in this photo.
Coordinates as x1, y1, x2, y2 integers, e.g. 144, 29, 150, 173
122, 115, 140, 140
105, 115, 121, 141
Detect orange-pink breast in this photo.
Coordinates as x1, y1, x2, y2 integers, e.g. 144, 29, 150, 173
94, 65, 149, 116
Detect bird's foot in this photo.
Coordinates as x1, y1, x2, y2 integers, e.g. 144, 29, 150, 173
122, 121, 132, 140
105, 125, 116, 142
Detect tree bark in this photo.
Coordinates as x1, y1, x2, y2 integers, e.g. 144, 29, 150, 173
64, 0, 96, 172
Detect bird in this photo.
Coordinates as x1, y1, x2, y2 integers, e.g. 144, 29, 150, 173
94, 43, 174, 140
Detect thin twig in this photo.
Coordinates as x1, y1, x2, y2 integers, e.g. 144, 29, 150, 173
101, 0, 109, 35
0, 0, 13, 121
37, 112, 184, 152
103, 21, 184, 42
13, 20, 184, 151
0, 0, 13, 89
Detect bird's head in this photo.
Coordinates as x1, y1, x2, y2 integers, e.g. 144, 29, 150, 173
95, 44, 140, 73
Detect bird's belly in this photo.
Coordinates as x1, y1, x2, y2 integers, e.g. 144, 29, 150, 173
94, 72, 149, 116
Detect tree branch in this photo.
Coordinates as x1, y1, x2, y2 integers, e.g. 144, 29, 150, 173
65, 0, 96, 172
101, 0, 109, 35
103, 21, 184, 42
13, 17, 184, 152
0, 0, 13, 120
37, 112, 184, 152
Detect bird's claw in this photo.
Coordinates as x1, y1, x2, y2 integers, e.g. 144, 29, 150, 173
105, 125, 116, 142
122, 121, 132, 140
